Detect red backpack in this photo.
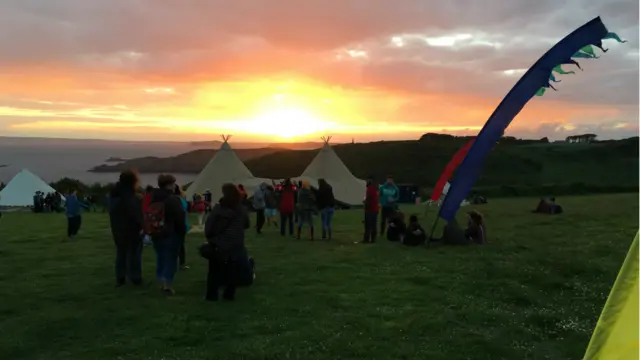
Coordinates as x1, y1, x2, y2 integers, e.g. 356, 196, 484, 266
144, 201, 166, 236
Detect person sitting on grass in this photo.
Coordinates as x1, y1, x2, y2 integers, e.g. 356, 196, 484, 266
465, 210, 486, 244
402, 215, 426, 246
386, 209, 406, 242
533, 197, 563, 215
429, 210, 487, 245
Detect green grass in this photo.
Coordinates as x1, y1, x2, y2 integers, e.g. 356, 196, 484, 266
0, 193, 637, 359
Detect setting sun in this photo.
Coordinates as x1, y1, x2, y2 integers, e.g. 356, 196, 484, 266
247, 107, 333, 139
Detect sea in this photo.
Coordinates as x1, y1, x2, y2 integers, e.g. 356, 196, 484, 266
0, 139, 199, 186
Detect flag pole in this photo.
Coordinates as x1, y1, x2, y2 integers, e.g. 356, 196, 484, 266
426, 210, 440, 247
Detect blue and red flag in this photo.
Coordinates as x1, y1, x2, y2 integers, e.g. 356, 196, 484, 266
439, 17, 624, 221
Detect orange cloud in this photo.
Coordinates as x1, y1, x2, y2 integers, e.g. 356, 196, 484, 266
0, 0, 637, 141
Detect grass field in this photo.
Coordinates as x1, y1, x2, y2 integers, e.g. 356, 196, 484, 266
0, 193, 637, 360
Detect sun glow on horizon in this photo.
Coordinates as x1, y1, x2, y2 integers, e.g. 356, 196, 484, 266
242, 107, 333, 139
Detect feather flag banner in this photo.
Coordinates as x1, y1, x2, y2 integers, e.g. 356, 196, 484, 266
584, 232, 638, 359
430, 139, 474, 201
438, 17, 625, 221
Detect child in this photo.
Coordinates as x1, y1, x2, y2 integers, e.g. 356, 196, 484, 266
386, 210, 406, 242
403, 215, 426, 246
193, 194, 209, 227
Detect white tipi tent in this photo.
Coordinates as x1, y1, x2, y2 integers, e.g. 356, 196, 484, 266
295, 136, 365, 205
0, 169, 64, 207
185, 135, 270, 201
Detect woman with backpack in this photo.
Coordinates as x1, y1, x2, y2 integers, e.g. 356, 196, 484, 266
204, 183, 250, 301
146, 174, 187, 296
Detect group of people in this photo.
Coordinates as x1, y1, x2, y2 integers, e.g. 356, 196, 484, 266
32, 191, 63, 213
251, 178, 336, 240
108, 170, 254, 301
363, 175, 487, 246
61, 168, 488, 301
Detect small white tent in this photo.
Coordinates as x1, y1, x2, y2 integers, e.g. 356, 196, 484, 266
0, 169, 64, 207
185, 135, 271, 201
295, 136, 366, 206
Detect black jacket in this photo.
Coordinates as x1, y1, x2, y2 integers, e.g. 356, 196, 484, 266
150, 188, 187, 237
316, 184, 335, 209
205, 200, 250, 258
109, 184, 143, 244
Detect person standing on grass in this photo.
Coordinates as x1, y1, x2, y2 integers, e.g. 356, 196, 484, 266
294, 180, 302, 224
146, 174, 186, 296
175, 184, 191, 270
252, 182, 267, 234
378, 175, 400, 236
279, 178, 295, 236
193, 194, 208, 227
142, 186, 154, 246
65, 189, 89, 239
316, 178, 335, 240
205, 183, 250, 301
296, 180, 316, 240
361, 177, 379, 244
109, 170, 144, 287
264, 184, 278, 229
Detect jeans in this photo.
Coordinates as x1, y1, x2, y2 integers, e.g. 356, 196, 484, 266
67, 215, 82, 237
320, 207, 334, 232
363, 212, 378, 243
280, 212, 294, 236
256, 209, 265, 233
115, 240, 143, 283
298, 211, 314, 228
153, 235, 181, 284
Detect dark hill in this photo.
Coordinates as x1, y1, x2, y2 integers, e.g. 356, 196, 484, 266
90, 148, 284, 173
90, 136, 639, 196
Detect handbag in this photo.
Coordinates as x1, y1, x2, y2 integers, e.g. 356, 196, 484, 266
198, 212, 236, 260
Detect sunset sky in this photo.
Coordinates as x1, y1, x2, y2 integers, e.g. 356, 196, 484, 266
0, 0, 638, 143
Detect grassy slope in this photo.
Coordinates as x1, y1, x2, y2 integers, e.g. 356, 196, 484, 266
0, 193, 637, 359
249, 139, 639, 190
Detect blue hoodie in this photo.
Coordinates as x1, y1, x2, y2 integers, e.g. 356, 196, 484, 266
65, 194, 89, 217
378, 183, 400, 208
180, 197, 190, 232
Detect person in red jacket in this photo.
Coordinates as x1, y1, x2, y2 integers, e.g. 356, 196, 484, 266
193, 195, 209, 226
279, 178, 296, 236
362, 177, 380, 244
